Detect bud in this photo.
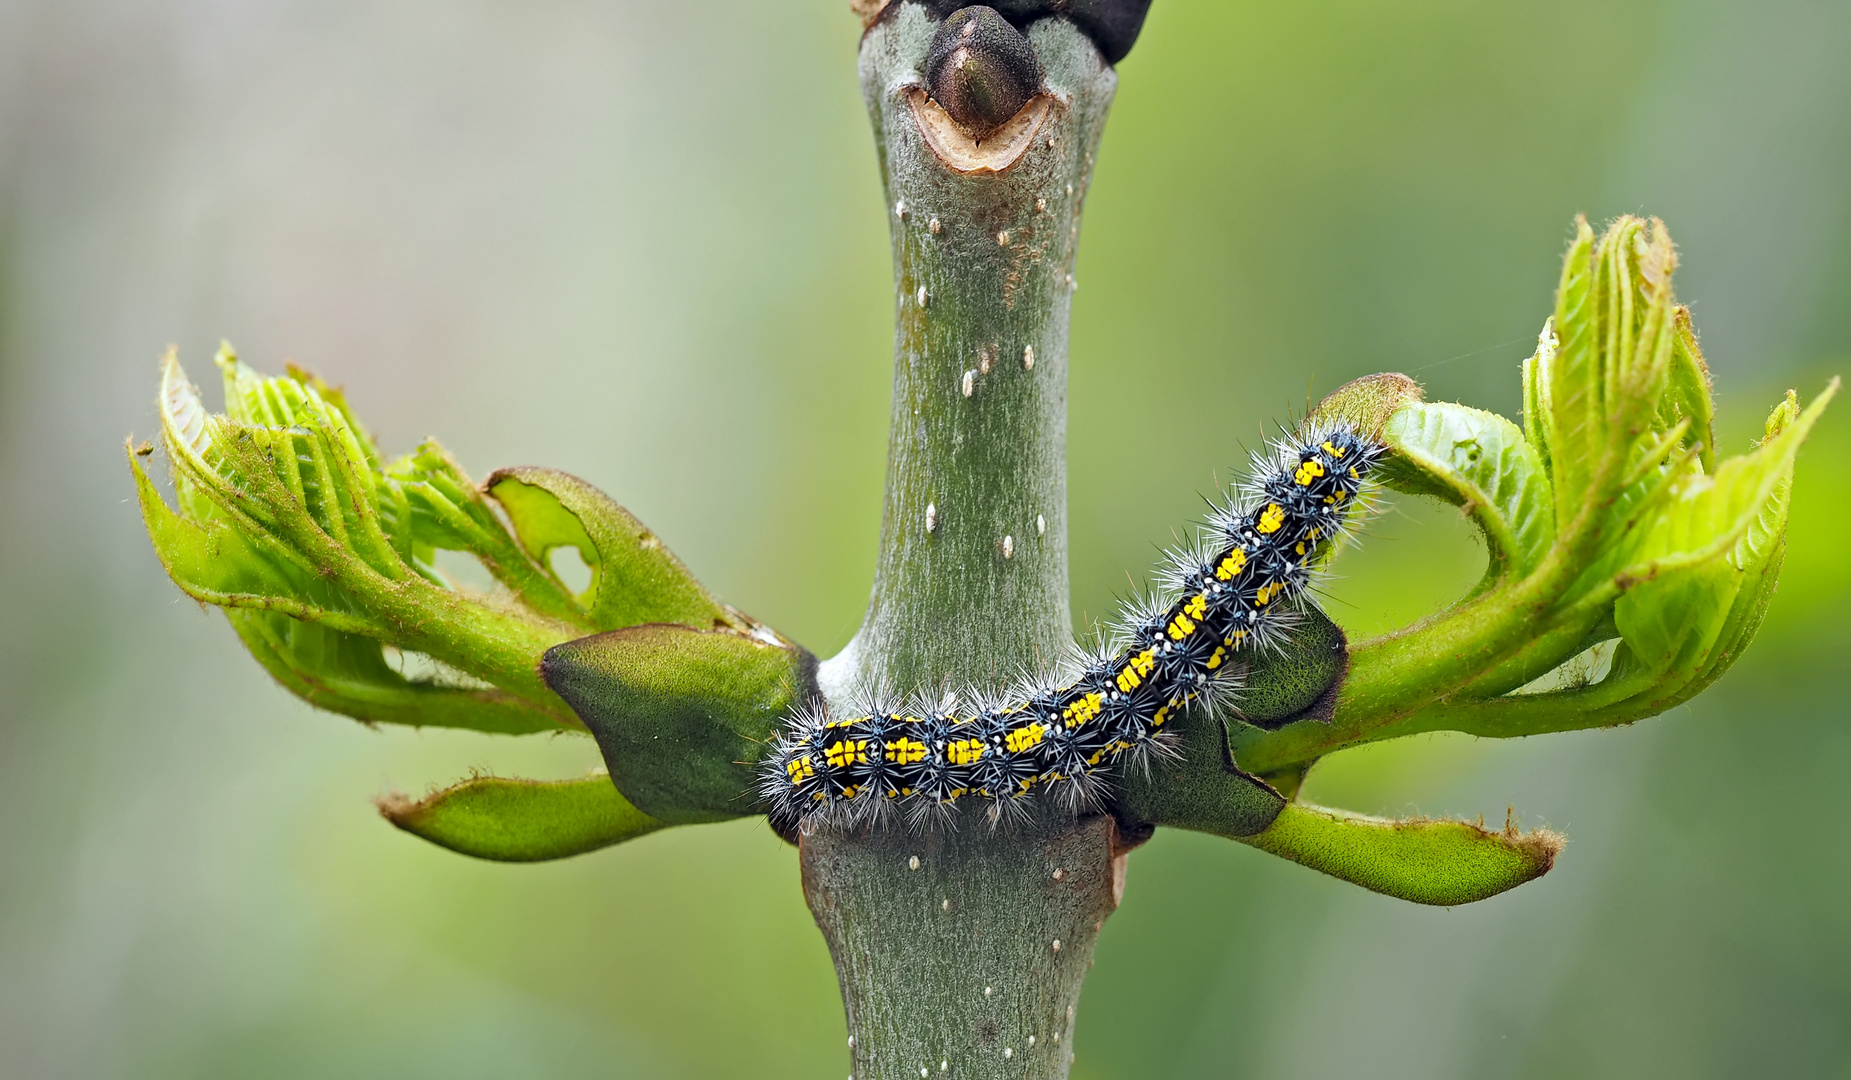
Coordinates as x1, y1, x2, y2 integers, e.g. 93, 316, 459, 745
1061, 0, 1153, 65
925, 6, 1042, 138
917, 0, 1155, 66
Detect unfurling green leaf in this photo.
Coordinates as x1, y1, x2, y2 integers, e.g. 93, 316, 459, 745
1241, 217, 1833, 779
137, 347, 580, 722
227, 609, 563, 734
1379, 401, 1556, 581
1663, 307, 1716, 473
542, 624, 818, 824
379, 773, 667, 861
1604, 383, 1832, 705
134, 346, 804, 761
487, 467, 735, 633
1240, 803, 1561, 906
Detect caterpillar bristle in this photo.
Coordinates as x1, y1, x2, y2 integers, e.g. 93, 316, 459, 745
763, 422, 1388, 831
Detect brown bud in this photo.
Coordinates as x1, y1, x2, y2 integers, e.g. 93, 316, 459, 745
925, 6, 1043, 138
916, 0, 1154, 67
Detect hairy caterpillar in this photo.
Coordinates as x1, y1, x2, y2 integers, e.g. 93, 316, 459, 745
763, 422, 1387, 831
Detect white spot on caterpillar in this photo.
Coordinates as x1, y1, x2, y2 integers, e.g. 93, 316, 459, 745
1028, 1035, 1037, 1047
1051, 939, 1061, 952
849, 1036, 856, 1048
997, 230, 1009, 246
895, 199, 906, 220
1003, 1048, 1014, 1060
917, 285, 929, 308
984, 986, 994, 997
1022, 345, 1034, 370
941, 898, 950, 911
940, 1063, 948, 1073
1053, 1031, 1060, 1044
1066, 183, 1074, 197
1051, 866, 1064, 880
1003, 535, 1014, 559
1037, 514, 1046, 537
920, 1069, 928, 1078
1066, 273, 1077, 291
926, 502, 937, 533
929, 216, 942, 235
908, 855, 920, 871
961, 370, 975, 397
1035, 197, 1046, 213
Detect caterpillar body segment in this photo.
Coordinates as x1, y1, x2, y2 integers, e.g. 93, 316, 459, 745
763, 423, 1387, 832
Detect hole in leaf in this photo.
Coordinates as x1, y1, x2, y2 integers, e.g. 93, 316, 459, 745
1511, 638, 1619, 695
1316, 491, 1487, 640
381, 646, 497, 690
550, 545, 594, 596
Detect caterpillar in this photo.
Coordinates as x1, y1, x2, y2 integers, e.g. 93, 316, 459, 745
763, 421, 1387, 832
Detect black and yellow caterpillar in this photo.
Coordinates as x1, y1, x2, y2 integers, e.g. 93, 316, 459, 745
762, 422, 1386, 830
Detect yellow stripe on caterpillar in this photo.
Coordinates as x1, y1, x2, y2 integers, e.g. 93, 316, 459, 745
1004, 722, 1048, 754
1063, 691, 1104, 728
824, 738, 870, 768
947, 738, 987, 766
1215, 547, 1248, 581
1116, 650, 1157, 691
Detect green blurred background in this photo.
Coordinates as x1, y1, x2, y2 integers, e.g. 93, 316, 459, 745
1, 0, 1846, 1076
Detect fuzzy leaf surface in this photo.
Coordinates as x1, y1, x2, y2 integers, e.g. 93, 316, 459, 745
489, 467, 733, 633
1379, 401, 1556, 580
1241, 802, 1560, 905
380, 774, 666, 861
542, 624, 818, 823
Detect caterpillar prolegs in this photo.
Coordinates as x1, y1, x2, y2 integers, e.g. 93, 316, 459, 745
763, 422, 1387, 831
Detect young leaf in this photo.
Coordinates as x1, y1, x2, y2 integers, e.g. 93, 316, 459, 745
1617, 384, 1832, 586
1609, 383, 1832, 689
228, 609, 570, 734
1379, 401, 1556, 580
1241, 802, 1561, 906
387, 442, 582, 621
379, 774, 666, 862
1545, 216, 1599, 524
488, 467, 735, 633
1662, 307, 1716, 473
134, 348, 747, 731
1521, 320, 1555, 477
130, 443, 372, 631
